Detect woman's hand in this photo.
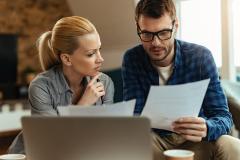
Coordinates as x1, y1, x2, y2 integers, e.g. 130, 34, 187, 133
172, 117, 207, 142
77, 74, 105, 105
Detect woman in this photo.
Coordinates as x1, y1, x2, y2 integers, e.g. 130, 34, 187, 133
8, 16, 114, 153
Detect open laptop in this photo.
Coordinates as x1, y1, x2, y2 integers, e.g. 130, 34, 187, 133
21, 116, 152, 160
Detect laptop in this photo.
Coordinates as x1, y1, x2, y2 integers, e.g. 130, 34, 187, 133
21, 116, 152, 160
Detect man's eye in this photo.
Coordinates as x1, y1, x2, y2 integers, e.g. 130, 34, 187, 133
142, 32, 152, 36
159, 31, 170, 35
142, 32, 153, 38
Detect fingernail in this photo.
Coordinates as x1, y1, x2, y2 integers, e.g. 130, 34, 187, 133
178, 118, 183, 122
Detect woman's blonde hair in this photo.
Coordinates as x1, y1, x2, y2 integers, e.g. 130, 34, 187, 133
37, 16, 96, 71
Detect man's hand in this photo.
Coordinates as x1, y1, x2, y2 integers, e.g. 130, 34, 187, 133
172, 117, 207, 142
78, 73, 105, 105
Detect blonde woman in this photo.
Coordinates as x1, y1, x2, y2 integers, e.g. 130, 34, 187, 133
9, 16, 114, 153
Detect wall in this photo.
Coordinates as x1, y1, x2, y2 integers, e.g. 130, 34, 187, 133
67, 0, 139, 70
0, 0, 72, 83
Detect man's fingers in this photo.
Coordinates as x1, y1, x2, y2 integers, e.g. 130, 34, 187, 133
174, 128, 206, 137
175, 117, 205, 124
173, 123, 207, 131
180, 134, 203, 142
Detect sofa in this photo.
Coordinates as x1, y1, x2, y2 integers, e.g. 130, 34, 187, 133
221, 80, 240, 137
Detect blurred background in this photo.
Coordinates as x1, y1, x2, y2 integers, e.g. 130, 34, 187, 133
0, 0, 239, 100
0, 0, 240, 154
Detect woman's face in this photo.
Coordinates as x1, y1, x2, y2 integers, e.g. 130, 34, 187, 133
68, 32, 104, 77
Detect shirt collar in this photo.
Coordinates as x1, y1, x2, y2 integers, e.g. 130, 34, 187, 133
56, 66, 71, 94
56, 66, 88, 94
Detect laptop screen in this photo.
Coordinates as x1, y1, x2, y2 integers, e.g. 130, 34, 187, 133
22, 116, 152, 160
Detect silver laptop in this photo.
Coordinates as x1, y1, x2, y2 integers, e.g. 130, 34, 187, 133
22, 116, 152, 160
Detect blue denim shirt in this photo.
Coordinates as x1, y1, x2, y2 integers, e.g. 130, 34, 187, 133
122, 39, 233, 141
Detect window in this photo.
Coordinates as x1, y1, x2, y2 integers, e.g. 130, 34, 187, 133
177, 0, 222, 67
233, 0, 240, 67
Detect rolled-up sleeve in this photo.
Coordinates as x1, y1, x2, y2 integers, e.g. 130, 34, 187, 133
201, 50, 233, 141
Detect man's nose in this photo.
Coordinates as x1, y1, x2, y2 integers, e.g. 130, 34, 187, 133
151, 35, 162, 46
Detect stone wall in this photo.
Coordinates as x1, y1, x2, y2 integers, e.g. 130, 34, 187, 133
0, 0, 72, 83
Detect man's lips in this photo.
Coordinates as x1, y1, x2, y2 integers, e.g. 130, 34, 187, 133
150, 48, 165, 55
150, 47, 165, 52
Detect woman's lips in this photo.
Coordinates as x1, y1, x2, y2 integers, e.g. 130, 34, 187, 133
94, 66, 102, 71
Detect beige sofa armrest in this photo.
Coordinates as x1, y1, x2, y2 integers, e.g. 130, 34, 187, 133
221, 80, 240, 132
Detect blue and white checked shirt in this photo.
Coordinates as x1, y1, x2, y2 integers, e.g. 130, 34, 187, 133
122, 39, 233, 141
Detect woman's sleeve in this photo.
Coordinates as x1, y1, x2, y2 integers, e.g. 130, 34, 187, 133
102, 75, 114, 104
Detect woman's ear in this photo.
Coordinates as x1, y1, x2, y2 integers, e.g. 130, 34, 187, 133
60, 53, 72, 66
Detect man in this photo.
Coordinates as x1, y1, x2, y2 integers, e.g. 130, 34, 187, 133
122, 0, 240, 159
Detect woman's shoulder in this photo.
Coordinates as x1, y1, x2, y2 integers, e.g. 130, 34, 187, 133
30, 66, 60, 87
98, 72, 114, 103
98, 72, 111, 81
98, 73, 114, 88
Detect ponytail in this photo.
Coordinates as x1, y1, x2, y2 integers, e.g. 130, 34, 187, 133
37, 16, 96, 71
37, 31, 60, 71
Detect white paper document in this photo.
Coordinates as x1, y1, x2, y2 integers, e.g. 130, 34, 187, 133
58, 100, 136, 117
141, 79, 210, 131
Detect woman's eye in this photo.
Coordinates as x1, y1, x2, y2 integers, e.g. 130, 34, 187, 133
87, 51, 97, 57
87, 53, 94, 57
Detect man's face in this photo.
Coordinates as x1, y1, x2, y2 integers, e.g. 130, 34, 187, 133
137, 14, 178, 66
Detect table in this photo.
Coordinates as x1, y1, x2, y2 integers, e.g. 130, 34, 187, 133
0, 129, 21, 154
0, 104, 30, 154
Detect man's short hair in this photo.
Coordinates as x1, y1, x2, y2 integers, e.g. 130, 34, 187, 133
135, 0, 176, 22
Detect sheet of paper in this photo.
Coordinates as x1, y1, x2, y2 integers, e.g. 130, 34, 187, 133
58, 100, 135, 117
141, 79, 210, 131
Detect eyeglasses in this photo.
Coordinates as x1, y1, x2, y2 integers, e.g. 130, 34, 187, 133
137, 20, 175, 42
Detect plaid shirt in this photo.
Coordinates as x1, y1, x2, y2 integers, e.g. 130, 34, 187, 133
122, 39, 233, 141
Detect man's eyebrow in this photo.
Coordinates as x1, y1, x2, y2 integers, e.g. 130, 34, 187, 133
140, 28, 172, 33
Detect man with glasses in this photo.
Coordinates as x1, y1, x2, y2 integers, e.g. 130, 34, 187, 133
122, 0, 240, 159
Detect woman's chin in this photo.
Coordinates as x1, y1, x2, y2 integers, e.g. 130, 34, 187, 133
91, 71, 101, 77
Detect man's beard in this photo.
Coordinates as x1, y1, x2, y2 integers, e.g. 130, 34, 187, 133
149, 45, 172, 61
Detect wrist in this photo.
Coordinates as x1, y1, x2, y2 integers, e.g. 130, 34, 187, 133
77, 99, 88, 106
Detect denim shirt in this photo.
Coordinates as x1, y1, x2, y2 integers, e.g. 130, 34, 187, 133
122, 39, 233, 141
8, 65, 114, 154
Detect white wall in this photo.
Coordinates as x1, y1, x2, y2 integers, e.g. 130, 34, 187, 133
67, 0, 139, 70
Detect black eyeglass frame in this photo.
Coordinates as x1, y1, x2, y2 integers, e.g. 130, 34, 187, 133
137, 20, 176, 42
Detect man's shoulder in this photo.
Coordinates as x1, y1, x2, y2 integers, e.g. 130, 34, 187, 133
175, 40, 216, 74
123, 44, 145, 60
177, 39, 211, 56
